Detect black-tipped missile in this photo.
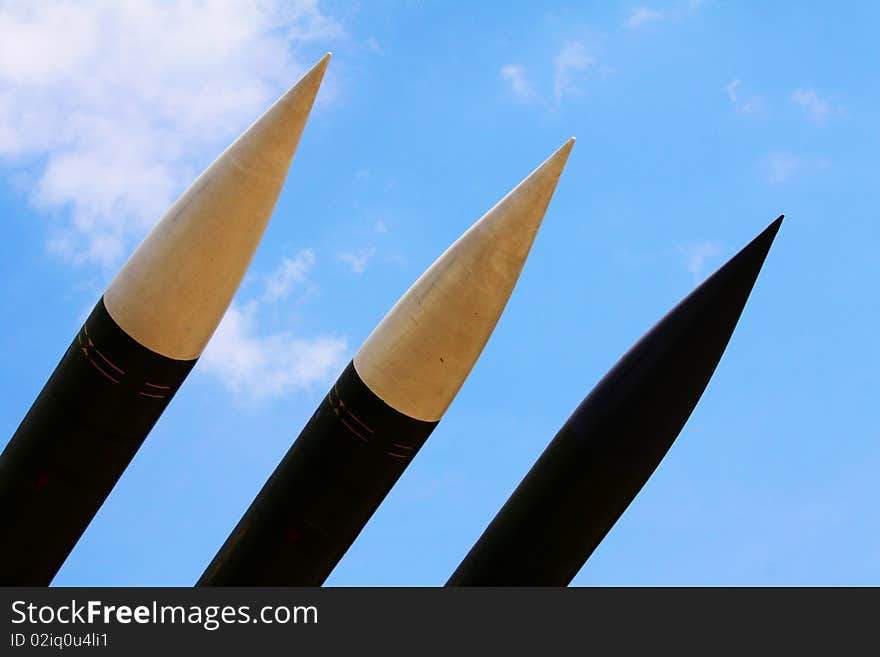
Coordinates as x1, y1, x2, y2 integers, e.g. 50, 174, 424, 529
0, 54, 331, 585
447, 216, 783, 586
198, 139, 575, 586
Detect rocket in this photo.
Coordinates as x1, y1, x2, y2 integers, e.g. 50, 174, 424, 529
447, 216, 783, 586
0, 54, 331, 585
198, 138, 575, 586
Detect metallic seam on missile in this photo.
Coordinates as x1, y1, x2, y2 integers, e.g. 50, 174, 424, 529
0, 297, 197, 584
86, 357, 120, 384
340, 418, 370, 443
93, 348, 125, 375
198, 361, 438, 586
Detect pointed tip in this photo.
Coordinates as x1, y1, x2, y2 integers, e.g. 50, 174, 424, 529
269, 52, 331, 115
311, 51, 332, 76
739, 214, 783, 265
757, 213, 784, 244
222, 51, 330, 180
665, 214, 782, 337
502, 138, 575, 213
549, 136, 576, 164
292, 52, 331, 95
548, 137, 576, 167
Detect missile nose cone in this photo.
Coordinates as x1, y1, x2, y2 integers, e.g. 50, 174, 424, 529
484, 138, 574, 250
737, 214, 783, 263
104, 53, 330, 361
227, 52, 331, 180
446, 216, 783, 586
690, 213, 782, 304
353, 139, 575, 422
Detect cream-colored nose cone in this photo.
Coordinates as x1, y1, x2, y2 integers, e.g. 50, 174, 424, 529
104, 53, 331, 360
353, 138, 575, 422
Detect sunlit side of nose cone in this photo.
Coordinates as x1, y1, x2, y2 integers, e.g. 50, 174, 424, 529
354, 137, 575, 422
105, 53, 331, 360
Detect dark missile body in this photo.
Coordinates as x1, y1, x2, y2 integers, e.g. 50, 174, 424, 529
198, 140, 573, 586
447, 217, 783, 586
0, 299, 194, 585
199, 361, 437, 586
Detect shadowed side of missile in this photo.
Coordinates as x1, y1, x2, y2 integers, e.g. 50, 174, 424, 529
447, 216, 783, 586
198, 139, 575, 586
0, 54, 331, 585
0, 301, 195, 584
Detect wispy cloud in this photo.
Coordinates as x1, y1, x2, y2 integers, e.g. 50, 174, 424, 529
553, 41, 595, 103
0, 1, 341, 267
500, 64, 536, 103
625, 1, 706, 30
761, 150, 829, 184
200, 249, 347, 402
366, 36, 383, 54
626, 7, 664, 29
200, 301, 347, 403
501, 40, 599, 109
763, 151, 800, 184
338, 247, 377, 275
724, 79, 740, 103
677, 240, 723, 279
724, 79, 764, 115
262, 249, 316, 302
791, 88, 843, 124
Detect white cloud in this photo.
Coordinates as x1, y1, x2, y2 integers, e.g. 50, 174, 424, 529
677, 240, 722, 279
0, 0, 341, 266
724, 78, 764, 115
200, 302, 347, 402
724, 79, 741, 103
762, 151, 801, 184
262, 249, 316, 302
201, 250, 347, 402
338, 247, 376, 274
501, 41, 599, 108
791, 88, 841, 124
553, 41, 595, 103
761, 151, 828, 184
366, 36, 383, 53
626, 7, 664, 29
501, 64, 536, 103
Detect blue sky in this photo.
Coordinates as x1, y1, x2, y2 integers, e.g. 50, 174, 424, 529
1, 1, 877, 585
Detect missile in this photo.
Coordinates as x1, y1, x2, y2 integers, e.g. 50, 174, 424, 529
0, 54, 331, 585
447, 216, 783, 586
198, 138, 575, 586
